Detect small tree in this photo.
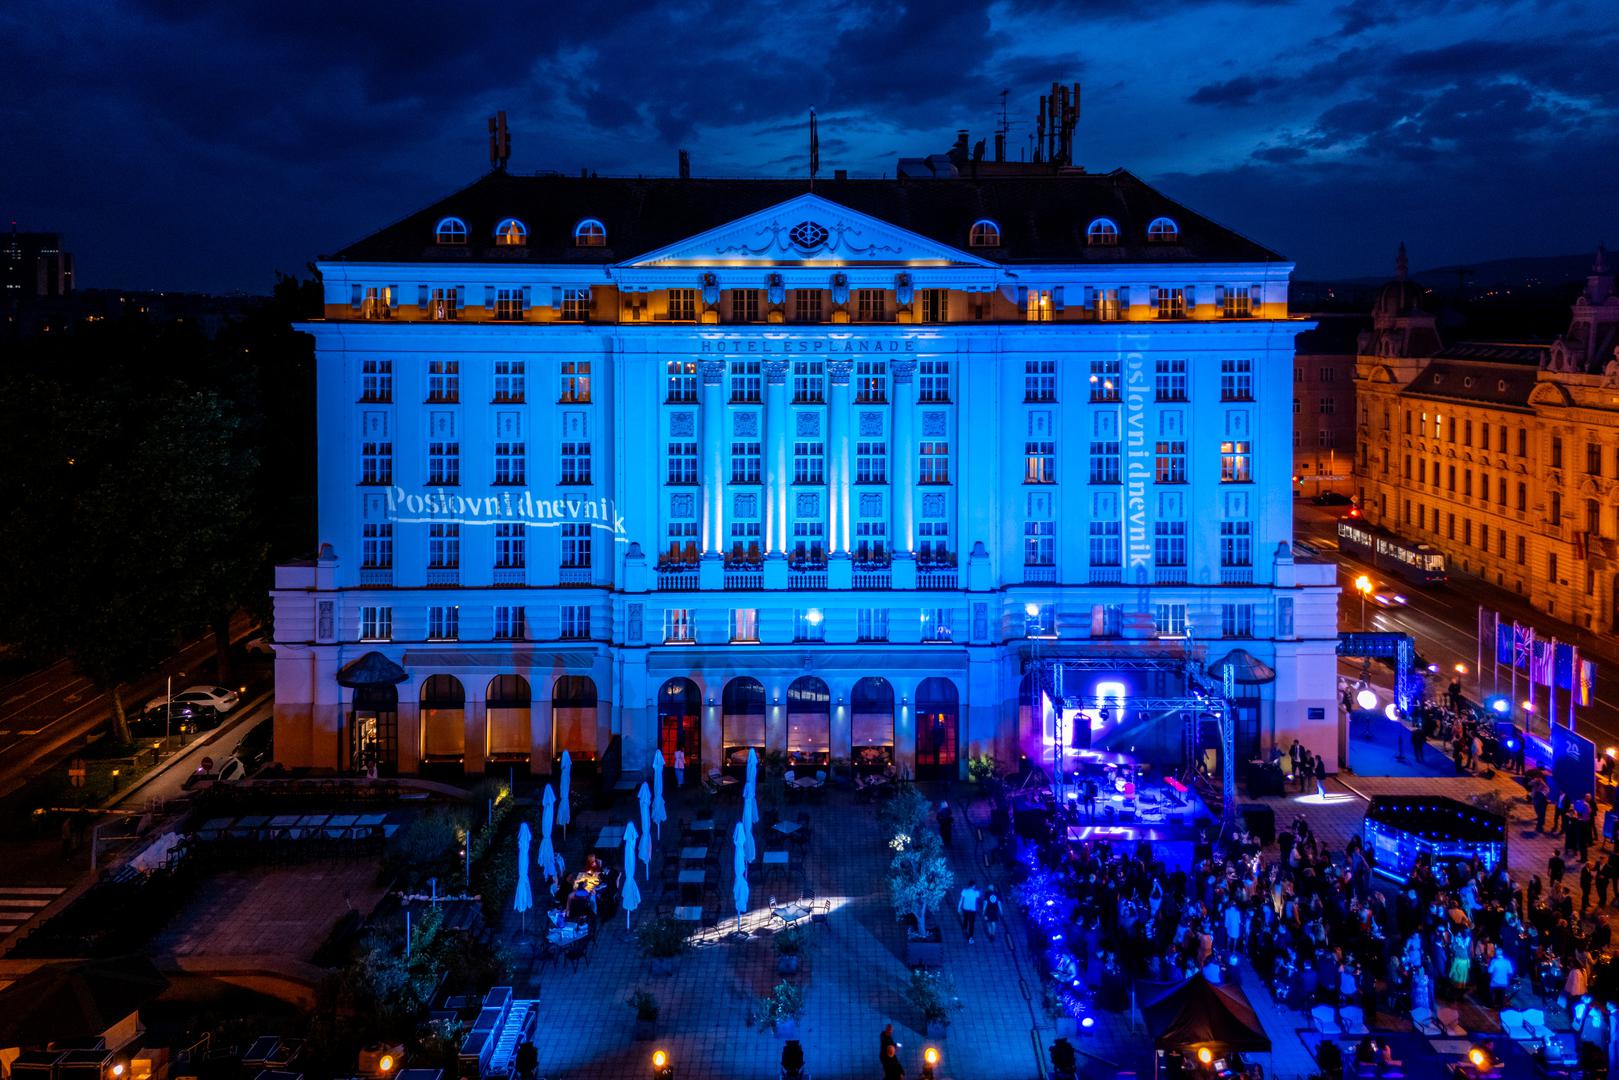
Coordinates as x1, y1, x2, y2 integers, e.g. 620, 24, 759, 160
889, 830, 954, 939
879, 784, 933, 842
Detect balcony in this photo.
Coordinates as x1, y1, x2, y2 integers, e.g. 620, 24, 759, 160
425, 568, 460, 587
493, 567, 526, 586
725, 570, 764, 590
789, 569, 828, 590
1154, 568, 1188, 585
1086, 567, 1121, 585
1025, 566, 1059, 584
852, 569, 891, 590
359, 568, 392, 587
916, 568, 957, 590
559, 567, 593, 586
657, 568, 699, 590
1220, 566, 1255, 585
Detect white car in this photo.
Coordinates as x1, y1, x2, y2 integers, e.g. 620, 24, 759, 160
146, 685, 240, 715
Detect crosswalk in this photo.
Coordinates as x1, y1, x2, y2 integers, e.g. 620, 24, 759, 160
0, 886, 64, 941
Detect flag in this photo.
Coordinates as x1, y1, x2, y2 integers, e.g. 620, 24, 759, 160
1495, 620, 1514, 666
1555, 642, 1578, 691
1578, 659, 1597, 707
808, 108, 820, 179
1531, 640, 1554, 687
1477, 606, 1493, 652
1514, 624, 1535, 668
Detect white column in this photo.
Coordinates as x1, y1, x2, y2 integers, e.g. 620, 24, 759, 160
765, 357, 789, 553
700, 357, 726, 554
828, 357, 853, 552
892, 357, 916, 554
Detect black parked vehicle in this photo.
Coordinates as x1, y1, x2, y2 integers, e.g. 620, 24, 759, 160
131, 701, 219, 737
1310, 492, 1353, 506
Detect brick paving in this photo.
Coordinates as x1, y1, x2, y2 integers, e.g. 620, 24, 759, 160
155, 860, 386, 959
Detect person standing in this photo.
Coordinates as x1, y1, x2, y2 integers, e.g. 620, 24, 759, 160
882, 1043, 905, 1080
937, 801, 954, 849
880, 1021, 899, 1069
957, 880, 982, 944
1531, 777, 1550, 833
1580, 862, 1595, 913
1082, 776, 1098, 819
1289, 740, 1302, 785
673, 747, 686, 787
1314, 754, 1327, 798
982, 884, 1002, 941
1411, 723, 1425, 762
1549, 851, 1566, 892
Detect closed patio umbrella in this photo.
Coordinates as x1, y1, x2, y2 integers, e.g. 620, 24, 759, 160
745, 747, 760, 824
637, 781, 653, 876
558, 750, 573, 838
621, 821, 642, 929
513, 821, 533, 933
651, 749, 668, 839
742, 785, 757, 863
732, 819, 750, 936
538, 786, 557, 893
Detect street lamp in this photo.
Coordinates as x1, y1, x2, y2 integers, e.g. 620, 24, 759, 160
1353, 575, 1373, 630
922, 1047, 940, 1080
651, 1048, 672, 1080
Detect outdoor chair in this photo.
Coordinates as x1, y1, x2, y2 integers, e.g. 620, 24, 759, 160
1410, 1006, 1442, 1037
1310, 1005, 1341, 1034
1521, 1007, 1554, 1041
1435, 1004, 1466, 1037
1338, 1005, 1369, 1035
563, 939, 589, 973
1500, 1009, 1530, 1039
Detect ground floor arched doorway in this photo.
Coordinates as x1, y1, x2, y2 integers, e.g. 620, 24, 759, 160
553, 675, 599, 762
420, 675, 467, 767
657, 677, 701, 763
786, 676, 831, 768
487, 674, 533, 770
914, 676, 959, 780
851, 676, 895, 775
352, 684, 399, 776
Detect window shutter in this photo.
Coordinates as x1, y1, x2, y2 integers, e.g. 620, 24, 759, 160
1214, 285, 1226, 307
1149, 287, 1160, 311
389, 284, 399, 309
1083, 285, 1095, 310
551, 286, 563, 308
350, 284, 362, 309
1052, 286, 1065, 312
1250, 284, 1263, 308
418, 285, 429, 307
1119, 286, 1130, 310
485, 286, 496, 309
1016, 285, 1028, 309
521, 286, 532, 311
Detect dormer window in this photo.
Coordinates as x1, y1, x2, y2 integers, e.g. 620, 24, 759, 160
1086, 218, 1119, 246
494, 218, 527, 246
574, 219, 607, 247
968, 220, 1001, 248
1146, 217, 1180, 243
435, 217, 468, 245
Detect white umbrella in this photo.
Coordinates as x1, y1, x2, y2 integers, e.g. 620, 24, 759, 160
732, 819, 750, 935
637, 782, 653, 876
538, 786, 557, 893
513, 821, 533, 932
742, 786, 757, 863
621, 821, 642, 929
558, 750, 573, 838
745, 747, 760, 824
651, 749, 668, 838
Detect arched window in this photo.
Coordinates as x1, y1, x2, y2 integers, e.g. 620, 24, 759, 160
657, 677, 701, 762
915, 677, 959, 779
786, 676, 831, 767
494, 218, 527, 246
435, 217, 468, 245
574, 218, 607, 247
968, 220, 1001, 248
552, 674, 598, 760
1147, 217, 1180, 243
851, 676, 895, 773
1086, 218, 1119, 246
420, 675, 466, 762
486, 675, 532, 764
721, 677, 766, 769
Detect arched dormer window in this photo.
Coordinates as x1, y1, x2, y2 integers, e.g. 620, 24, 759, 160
968, 219, 1001, 248
1086, 218, 1119, 245
494, 218, 527, 246
435, 217, 468, 245
574, 218, 607, 247
1146, 216, 1180, 243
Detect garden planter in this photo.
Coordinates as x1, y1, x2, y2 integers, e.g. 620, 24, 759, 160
905, 933, 943, 967
633, 1019, 656, 1041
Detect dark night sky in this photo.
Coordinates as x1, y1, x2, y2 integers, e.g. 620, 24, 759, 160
4, 0, 1616, 293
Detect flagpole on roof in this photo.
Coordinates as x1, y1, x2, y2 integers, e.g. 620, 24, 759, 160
809, 107, 819, 192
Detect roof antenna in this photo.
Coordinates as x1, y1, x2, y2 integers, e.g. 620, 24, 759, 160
808, 107, 820, 192
678, 149, 691, 180
487, 111, 511, 172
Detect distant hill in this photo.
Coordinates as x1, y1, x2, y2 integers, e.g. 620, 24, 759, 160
1410, 252, 1597, 293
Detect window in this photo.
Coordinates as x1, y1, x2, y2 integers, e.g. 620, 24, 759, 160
1222, 288, 1253, 318
1550, 491, 1561, 524
427, 605, 459, 640
793, 442, 824, 485
559, 359, 590, 402
1025, 359, 1056, 402
1548, 552, 1558, 584
559, 288, 590, 321
494, 218, 527, 246
1089, 358, 1120, 401
1154, 604, 1189, 637
495, 522, 525, 568
666, 360, 697, 403
561, 522, 592, 568
362, 523, 393, 569
857, 608, 889, 642
360, 606, 393, 642
1319, 397, 1335, 415
359, 287, 391, 320
920, 441, 950, 483
1517, 482, 1527, 511
361, 358, 392, 402
429, 287, 458, 320
1026, 521, 1055, 566
1154, 358, 1187, 401
494, 442, 526, 485
553, 604, 587, 640
574, 218, 606, 246
1025, 289, 1053, 322
1146, 216, 1179, 242
918, 358, 950, 402
494, 605, 527, 640
920, 289, 949, 322
856, 442, 887, 484
854, 521, 887, 563
731, 289, 761, 322
1220, 441, 1251, 482
493, 359, 525, 403
918, 521, 949, 562
1220, 358, 1253, 401
729, 521, 762, 562
922, 608, 954, 641
665, 521, 698, 563
793, 360, 824, 403
731, 608, 760, 642
1089, 441, 1120, 484
1092, 287, 1121, 321
1551, 436, 1563, 469
731, 441, 762, 484
428, 523, 460, 569
792, 520, 826, 564
664, 608, 694, 643
667, 289, 697, 321
361, 442, 392, 485
1221, 603, 1254, 638
560, 441, 591, 485
435, 217, 467, 245
427, 358, 460, 403
1154, 521, 1186, 566
1086, 218, 1119, 245
731, 360, 761, 403
1461, 418, 1471, 446
1588, 443, 1604, 476
856, 289, 885, 321
968, 219, 1001, 247
1318, 430, 1336, 449
1088, 521, 1121, 566
1220, 521, 1252, 566
494, 288, 525, 321
794, 609, 826, 642
1024, 441, 1055, 484
1153, 287, 1186, 319
855, 359, 888, 403
428, 442, 460, 485
667, 441, 698, 484
793, 289, 823, 322
1155, 441, 1186, 484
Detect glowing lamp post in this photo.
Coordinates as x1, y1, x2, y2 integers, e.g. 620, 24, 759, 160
1353, 575, 1373, 630
652, 1048, 673, 1080
922, 1046, 940, 1080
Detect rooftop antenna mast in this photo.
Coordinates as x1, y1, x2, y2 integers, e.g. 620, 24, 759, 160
808, 107, 820, 192
487, 111, 511, 172
995, 88, 1009, 162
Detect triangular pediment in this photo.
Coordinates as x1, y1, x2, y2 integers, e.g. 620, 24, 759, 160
625, 193, 998, 268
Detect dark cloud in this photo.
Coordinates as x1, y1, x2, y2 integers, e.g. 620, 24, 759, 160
1188, 75, 1284, 106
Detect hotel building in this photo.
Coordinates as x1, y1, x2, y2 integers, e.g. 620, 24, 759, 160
271, 159, 1339, 780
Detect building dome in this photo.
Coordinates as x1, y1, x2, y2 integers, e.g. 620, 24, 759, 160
1373, 242, 1430, 317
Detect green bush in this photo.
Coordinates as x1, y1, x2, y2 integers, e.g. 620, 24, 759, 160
965, 753, 998, 783
906, 968, 960, 1024
878, 784, 933, 843
756, 980, 805, 1031
637, 916, 690, 959
773, 924, 812, 957
627, 989, 660, 1021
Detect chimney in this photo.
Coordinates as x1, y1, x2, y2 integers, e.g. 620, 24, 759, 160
994, 131, 1005, 163
678, 149, 690, 179
950, 129, 969, 163
833, 168, 848, 181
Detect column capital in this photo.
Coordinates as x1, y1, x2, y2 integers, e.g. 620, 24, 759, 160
828, 357, 854, 385
699, 357, 726, 385
891, 357, 917, 384
763, 357, 790, 385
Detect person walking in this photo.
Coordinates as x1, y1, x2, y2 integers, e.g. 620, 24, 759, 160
673, 747, 686, 787
1549, 851, 1566, 892
1531, 777, 1550, 833
1314, 754, 1327, 798
957, 880, 982, 944
982, 884, 1002, 941
937, 801, 954, 849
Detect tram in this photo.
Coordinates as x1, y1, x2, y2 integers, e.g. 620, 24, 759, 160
1336, 517, 1447, 585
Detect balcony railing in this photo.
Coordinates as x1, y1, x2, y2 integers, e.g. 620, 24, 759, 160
852, 569, 891, 590
916, 569, 957, 590
558, 567, 593, 586
359, 568, 392, 587
1220, 566, 1255, 585
788, 569, 828, 590
493, 567, 526, 586
657, 568, 699, 590
1025, 566, 1059, 584
1155, 568, 1188, 585
425, 568, 460, 587
1086, 567, 1121, 585
725, 570, 764, 590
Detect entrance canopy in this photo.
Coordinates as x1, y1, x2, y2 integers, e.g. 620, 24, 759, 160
1142, 975, 1271, 1054
337, 651, 408, 688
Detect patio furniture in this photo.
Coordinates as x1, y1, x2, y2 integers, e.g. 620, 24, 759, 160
677, 869, 707, 885
674, 905, 704, 923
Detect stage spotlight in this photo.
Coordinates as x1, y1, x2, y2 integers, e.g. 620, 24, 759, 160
1485, 696, 1510, 715
1384, 704, 1400, 721
1355, 689, 1377, 710
1198, 1047, 1214, 1065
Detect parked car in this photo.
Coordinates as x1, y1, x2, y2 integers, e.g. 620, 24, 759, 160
131, 701, 220, 737
145, 685, 239, 715
1310, 492, 1353, 506
231, 718, 274, 772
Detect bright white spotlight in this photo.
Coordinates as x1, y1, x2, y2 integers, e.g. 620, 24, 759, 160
1356, 689, 1377, 710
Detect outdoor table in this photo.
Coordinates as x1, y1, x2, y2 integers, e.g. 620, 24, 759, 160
674, 905, 704, 922
595, 825, 625, 849
791, 777, 823, 788
762, 850, 789, 865
324, 813, 359, 838
715, 775, 739, 787
574, 871, 607, 895
772, 821, 802, 836
289, 813, 328, 839
773, 903, 810, 926
547, 922, 590, 946
677, 869, 707, 885
679, 846, 708, 861
691, 817, 715, 831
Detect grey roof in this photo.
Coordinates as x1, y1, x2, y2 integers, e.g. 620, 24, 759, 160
328, 169, 1286, 266
1401, 360, 1540, 408
1434, 341, 1549, 363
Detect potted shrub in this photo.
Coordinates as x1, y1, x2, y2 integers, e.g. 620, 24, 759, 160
965, 753, 998, 785
878, 785, 933, 846
756, 980, 806, 1038
907, 968, 960, 1038
889, 831, 952, 967
627, 989, 659, 1041
637, 916, 689, 976
774, 925, 811, 975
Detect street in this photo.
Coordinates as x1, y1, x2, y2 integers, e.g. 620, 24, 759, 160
1296, 502, 1619, 747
